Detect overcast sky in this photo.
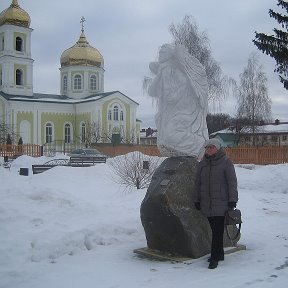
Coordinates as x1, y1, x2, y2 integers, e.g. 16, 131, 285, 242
2, 0, 287, 127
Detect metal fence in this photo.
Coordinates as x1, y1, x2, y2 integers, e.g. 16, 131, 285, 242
42, 140, 83, 156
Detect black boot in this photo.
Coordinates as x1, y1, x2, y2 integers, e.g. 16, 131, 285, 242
207, 256, 224, 262
208, 260, 218, 269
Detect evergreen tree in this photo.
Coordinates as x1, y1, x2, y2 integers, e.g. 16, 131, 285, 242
6, 134, 12, 145
253, 0, 288, 90
18, 137, 23, 145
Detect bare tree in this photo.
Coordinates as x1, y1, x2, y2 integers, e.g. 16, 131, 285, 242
74, 121, 102, 147
169, 15, 231, 104
109, 152, 164, 191
234, 53, 272, 145
120, 127, 137, 144
100, 127, 138, 145
0, 123, 18, 144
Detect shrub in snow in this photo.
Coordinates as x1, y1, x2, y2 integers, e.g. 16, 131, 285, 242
108, 152, 164, 191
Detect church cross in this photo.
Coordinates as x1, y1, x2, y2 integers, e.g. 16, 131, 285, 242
80, 16, 86, 33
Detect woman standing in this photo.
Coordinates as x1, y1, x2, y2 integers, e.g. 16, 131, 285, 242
194, 138, 238, 269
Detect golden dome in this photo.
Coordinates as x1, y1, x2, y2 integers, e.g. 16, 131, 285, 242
60, 32, 103, 68
0, 0, 31, 28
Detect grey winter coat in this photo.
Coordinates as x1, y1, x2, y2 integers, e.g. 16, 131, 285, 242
194, 148, 238, 217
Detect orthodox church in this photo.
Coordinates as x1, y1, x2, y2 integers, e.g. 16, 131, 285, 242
0, 0, 139, 146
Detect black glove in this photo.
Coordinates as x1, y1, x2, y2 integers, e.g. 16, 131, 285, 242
194, 202, 201, 210
228, 202, 237, 209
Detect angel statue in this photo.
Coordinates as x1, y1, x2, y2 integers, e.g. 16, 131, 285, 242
147, 43, 209, 157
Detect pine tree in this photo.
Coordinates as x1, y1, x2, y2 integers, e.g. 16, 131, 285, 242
6, 134, 12, 145
253, 0, 288, 90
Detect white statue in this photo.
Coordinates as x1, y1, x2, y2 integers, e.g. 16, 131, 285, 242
147, 44, 209, 157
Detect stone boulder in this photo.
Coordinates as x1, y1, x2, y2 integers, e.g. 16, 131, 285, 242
140, 156, 239, 258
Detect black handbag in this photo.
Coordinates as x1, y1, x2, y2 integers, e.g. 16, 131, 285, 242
225, 209, 242, 240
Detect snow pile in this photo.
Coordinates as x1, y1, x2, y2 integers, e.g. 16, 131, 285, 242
0, 154, 288, 288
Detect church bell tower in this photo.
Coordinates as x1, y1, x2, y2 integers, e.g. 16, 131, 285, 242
60, 17, 104, 99
0, 0, 34, 96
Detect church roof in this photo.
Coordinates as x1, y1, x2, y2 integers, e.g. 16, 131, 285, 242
0, 91, 139, 105
0, 0, 31, 28
60, 31, 103, 68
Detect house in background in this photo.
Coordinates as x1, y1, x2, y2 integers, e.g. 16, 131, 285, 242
0, 0, 139, 148
139, 127, 157, 145
210, 120, 288, 147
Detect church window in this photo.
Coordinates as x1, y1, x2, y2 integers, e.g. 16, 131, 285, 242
108, 110, 112, 120
90, 75, 97, 91
64, 123, 71, 143
74, 74, 82, 90
63, 76, 67, 92
113, 106, 119, 121
16, 37, 23, 52
16, 69, 23, 85
81, 123, 86, 143
0, 69, 2, 86
120, 111, 124, 121
45, 123, 53, 143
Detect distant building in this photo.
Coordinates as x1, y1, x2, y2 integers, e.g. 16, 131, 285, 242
0, 0, 139, 147
139, 128, 157, 145
210, 120, 288, 147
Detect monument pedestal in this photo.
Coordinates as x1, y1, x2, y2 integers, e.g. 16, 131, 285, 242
134, 244, 246, 263
140, 156, 240, 259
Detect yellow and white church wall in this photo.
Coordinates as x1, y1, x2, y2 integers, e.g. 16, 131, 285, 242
0, 0, 139, 146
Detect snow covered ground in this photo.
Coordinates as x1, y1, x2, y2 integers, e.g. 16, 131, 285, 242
0, 153, 288, 288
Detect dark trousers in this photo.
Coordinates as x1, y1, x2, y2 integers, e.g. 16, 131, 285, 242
208, 216, 225, 261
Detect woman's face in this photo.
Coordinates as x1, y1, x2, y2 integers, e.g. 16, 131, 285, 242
204, 145, 218, 156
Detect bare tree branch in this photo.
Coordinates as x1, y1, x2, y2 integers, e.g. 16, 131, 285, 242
108, 152, 164, 191
234, 53, 272, 145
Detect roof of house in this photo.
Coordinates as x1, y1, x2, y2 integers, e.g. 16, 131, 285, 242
140, 128, 157, 138
0, 90, 139, 105
211, 122, 288, 136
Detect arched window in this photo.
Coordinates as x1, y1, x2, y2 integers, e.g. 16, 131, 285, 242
113, 106, 119, 121
90, 75, 97, 91
64, 123, 71, 143
16, 37, 23, 52
81, 123, 86, 143
73, 74, 82, 90
63, 76, 67, 92
108, 110, 112, 121
120, 111, 124, 121
20, 120, 31, 144
45, 123, 53, 143
16, 69, 23, 85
